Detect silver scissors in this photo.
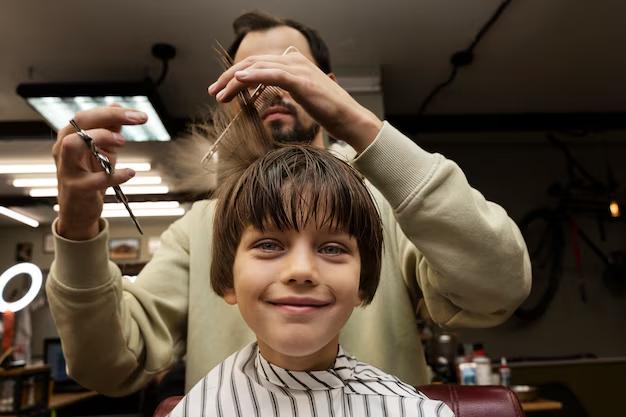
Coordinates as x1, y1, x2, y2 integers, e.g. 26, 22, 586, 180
69, 120, 144, 234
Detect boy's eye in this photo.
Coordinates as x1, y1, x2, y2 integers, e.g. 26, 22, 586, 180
319, 244, 347, 256
254, 240, 282, 251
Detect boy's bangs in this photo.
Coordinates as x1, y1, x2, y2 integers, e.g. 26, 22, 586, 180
233, 148, 375, 240
250, 184, 353, 234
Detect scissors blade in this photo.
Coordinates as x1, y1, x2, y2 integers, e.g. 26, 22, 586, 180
112, 185, 144, 235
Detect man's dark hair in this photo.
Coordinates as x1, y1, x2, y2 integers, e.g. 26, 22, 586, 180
227, 11, 332, 74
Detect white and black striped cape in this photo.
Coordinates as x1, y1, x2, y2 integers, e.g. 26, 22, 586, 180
167, 343, 454, 417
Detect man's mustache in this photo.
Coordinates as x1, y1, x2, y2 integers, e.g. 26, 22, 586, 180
258, 95, 298, 116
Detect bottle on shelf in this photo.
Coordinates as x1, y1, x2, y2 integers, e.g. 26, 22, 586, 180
472, 343, 492, 385
499, 357, 511, 387
458, 362, 477, 385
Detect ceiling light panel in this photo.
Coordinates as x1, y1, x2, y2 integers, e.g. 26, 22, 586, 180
27, 96, 170, 142
17, 82, 172, 142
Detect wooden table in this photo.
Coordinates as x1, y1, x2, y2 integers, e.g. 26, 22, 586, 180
3, 391, 99, 417
49, 390, 99, 409
521, 398, 563, 412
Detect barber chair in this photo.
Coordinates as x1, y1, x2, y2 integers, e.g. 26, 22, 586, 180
419, 385, 524, 417
153, 384, 524, 417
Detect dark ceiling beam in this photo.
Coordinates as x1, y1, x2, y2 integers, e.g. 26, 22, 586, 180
0, 121, 55, 139
3, 113, 626, 141
387, 112, 626, 134
0, 118, 191, 140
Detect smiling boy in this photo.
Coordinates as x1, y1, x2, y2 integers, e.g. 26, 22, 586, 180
166, 145, 454, 417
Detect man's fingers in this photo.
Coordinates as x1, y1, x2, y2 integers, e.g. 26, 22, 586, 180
87, 128, 126, 148
216, 67, 298, 103
57, 106, 147, 142
54, 128, 125, 166
106, 168, 136, 188
208, 53, 305, 96
64, 168, 136, 192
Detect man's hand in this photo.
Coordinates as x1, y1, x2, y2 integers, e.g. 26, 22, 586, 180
208, 48, 383, 152
52, 105, 147, 241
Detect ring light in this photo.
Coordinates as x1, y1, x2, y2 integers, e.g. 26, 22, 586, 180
0, 263, 43, 312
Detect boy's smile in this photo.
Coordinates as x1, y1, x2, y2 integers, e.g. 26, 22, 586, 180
224, 222, 363, 371
267, 295, 332, 315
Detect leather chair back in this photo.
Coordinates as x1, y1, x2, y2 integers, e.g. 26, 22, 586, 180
419, 385, 524, 417
154, 385, 524, 417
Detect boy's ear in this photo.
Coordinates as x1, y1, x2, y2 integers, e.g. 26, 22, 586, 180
355, 289, 366, 307
222, 288, 238, 305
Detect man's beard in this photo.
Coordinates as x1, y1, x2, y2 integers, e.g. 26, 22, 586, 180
260, 97, 320, 144
268, 118, 320, 144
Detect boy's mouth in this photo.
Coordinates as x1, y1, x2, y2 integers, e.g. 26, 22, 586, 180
267, 296, 332, 313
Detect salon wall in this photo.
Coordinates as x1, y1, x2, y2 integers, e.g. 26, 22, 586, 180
416, 129, 626, 361
1, 128, 625, 363
0, 217, 173, 358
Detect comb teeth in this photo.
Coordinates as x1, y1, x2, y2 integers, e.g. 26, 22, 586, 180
253, 85, 283, 109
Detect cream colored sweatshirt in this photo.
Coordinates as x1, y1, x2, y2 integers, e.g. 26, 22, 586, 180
46, 122, 531, 397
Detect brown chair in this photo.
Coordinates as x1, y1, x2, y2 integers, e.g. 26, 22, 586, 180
154, 396, 183, 417
153, 384, 524, 417
419, 385, 524, 417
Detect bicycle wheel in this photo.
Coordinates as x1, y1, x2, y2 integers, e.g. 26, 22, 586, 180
514, 208, 565, 321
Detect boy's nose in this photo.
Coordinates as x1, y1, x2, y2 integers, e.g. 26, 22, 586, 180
282, 249, 318, 285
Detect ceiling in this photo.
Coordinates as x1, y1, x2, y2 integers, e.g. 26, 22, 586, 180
1, 0, 626, 226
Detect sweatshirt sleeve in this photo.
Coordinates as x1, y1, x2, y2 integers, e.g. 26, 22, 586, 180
46, 210, 193, 396
352, 122, 531, 328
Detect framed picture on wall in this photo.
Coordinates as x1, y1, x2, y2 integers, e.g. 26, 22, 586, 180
15, 242, 33, 262
43, 233, 55, 254
109, 238, 141, 261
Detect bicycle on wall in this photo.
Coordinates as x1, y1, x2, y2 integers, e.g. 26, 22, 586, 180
515, 133, 626, 321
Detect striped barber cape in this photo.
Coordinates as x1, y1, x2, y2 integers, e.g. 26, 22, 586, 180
167, 342, 454, 417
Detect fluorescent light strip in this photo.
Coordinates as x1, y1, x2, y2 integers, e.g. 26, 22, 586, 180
0, 164, 60, 174
0, 162, 151, 174
13, 178, 57, 187
29, 185, 169, 198
53, 201, 180, 212
101, 208, 185, 218
0, 206, 39, 228
12, 178, 57, 187
14, 176, 162, 188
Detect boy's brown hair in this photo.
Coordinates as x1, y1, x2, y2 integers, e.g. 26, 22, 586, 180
210, 144, 383, 305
